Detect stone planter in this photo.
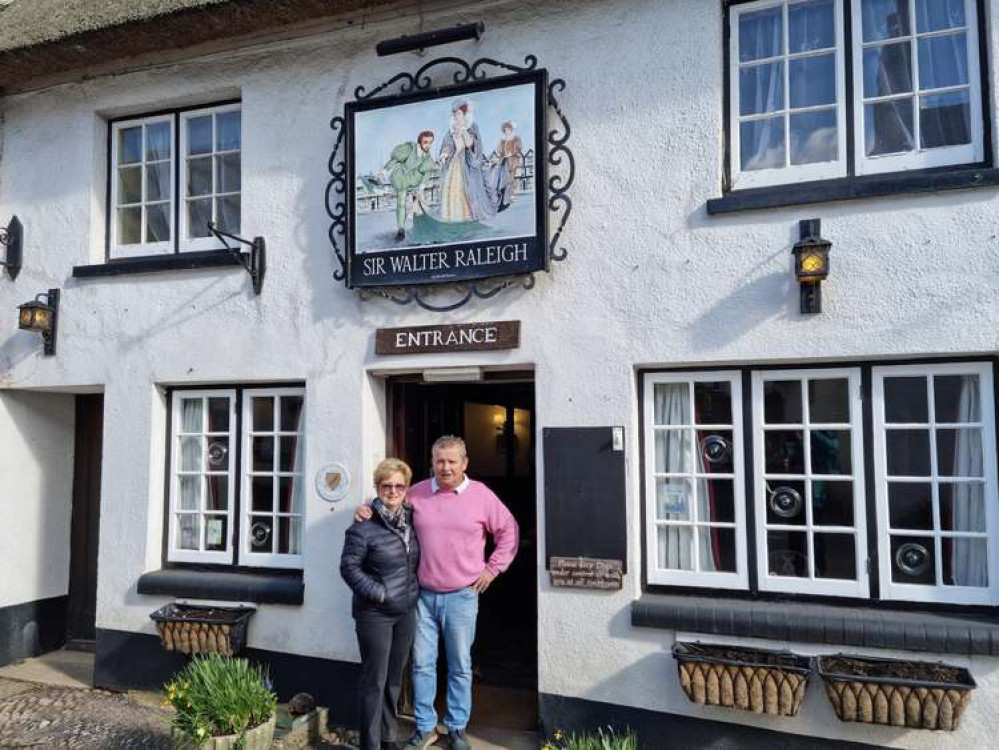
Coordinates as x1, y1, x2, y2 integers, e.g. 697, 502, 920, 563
672, 642, 812, 716
173, 715, 275, 750
817, 655, 976, 731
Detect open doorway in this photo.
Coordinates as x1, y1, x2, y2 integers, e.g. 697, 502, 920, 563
388, 375, 538, 730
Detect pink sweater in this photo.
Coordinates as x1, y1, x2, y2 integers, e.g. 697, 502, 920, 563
408, 476, 519, 592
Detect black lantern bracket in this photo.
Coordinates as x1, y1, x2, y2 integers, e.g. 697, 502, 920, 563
207, 222, 266, 295
325, 55, 574, 312
0, 215, 22, 280
792, 218, 831, 315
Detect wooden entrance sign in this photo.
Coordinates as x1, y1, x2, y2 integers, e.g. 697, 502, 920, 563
375, 320, 520, 355
549, 556, 624, 590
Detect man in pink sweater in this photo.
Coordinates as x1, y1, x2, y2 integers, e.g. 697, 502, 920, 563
360, 435, 519, 750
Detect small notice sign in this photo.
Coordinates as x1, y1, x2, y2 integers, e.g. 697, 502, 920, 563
375, 320, 520, 355
549, 556, 624, 590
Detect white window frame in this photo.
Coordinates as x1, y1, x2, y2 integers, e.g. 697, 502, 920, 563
239, 387, 306, 569
851, 0, 983, 175
872, 361, 999, 605
643, 371, 749, 589
752, 368, 869, 597
178, 103, 242, 251
730, 0, 849, 189
168, 389, 237, 564
109, 114, 176, 258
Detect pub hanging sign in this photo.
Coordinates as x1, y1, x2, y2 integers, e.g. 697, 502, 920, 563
327, 56, 572, 307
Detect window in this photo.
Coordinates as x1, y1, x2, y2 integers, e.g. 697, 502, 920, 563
168, 386, 304, 568
109, 103, 241, 258
728, 0, 983, 189
642, 360, 999, 606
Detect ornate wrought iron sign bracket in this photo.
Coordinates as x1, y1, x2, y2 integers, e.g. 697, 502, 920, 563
208, 222, 266, 295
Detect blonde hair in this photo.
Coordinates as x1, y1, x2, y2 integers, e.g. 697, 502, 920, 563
431, 435, 467, 458
373, 458, 412, 488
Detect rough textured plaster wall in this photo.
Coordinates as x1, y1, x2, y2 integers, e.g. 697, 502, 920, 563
0, 392, 74, 607
1, 0, 999, 746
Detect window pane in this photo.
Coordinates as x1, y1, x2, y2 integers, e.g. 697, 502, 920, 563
765, 430, 805, 474
656, 430, 691, 473
740, 62, 784, 116
250, 516, 273, 553
812, 480, 854, 526
942, 537, 988, 587
179, 476, 201, 511
206, 474, 228, 511
696, 431, 734, 474
655, 478, 692, 521
146, 122, 171, 161
940, 482, 986, 532
814, 533, 857, 579
934, 374, 980, 422
216, 153, 241, 193
885, 429, 930, 475
118, 167, 142, 205
205, 515, 227, 552
181, 397, 203, 431
698, 527, 737, 573
654, 383, 689, 425
146, 203, 170, 243
740, 117, 786, 171
936, 428, 983, 477
865, 99, 915, 155
252, 476, 273, 512
253, 396, 275, 431
146, 163, 171, 201
884, 376, 928, 422
278, 517, 301, 555
693, 382, 732, 424
206, 437, 229, 470
918, 33, 968, 90
118, 126, 142, 165
766, 480, 806, 524
218, 195, 240, 235
217, 110, 241, 151
739, 6, 783, 62
208, 397, 229, 432
279, 435, 298, 472
279, 476, 301, 514
767, 530, 809, 577
888, 482, 933, 529
811, 430, 852, 475
187, 157, 212, 197
179, 436, 203, 471
861, 0, 911, 42
697, 479, 736, 523
252, 436, 274, 472
187, 115, 213, 155
788, 0, 835, 53
177, 514, 200, 550
809, 379, 850, 423
657, 525, 693, 570
919, 90, 971, 149
789, 54, 836, 108
916, 0, 965, 33
280, 396, 304, 432
890, 535, 935, 583
764, 380, 802, 424
863, 42, 913, 97
790, 109, 838, 165
117, 206, 141, 244
187, 199, 212, 239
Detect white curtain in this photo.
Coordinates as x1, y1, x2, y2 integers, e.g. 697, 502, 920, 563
655, 385, 692, 571
949, 378, 986, 585
740, 8, 785, 170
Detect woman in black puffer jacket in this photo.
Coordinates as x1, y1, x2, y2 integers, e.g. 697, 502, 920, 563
340, 458, 420, 750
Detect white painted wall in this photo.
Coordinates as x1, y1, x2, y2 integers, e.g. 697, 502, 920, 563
0, 391, 75, 607
1, 0, 999, 746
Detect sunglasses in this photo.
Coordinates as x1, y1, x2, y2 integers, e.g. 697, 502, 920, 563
378, 483, 407, 493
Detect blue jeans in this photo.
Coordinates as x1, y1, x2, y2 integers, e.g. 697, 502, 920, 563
412, 587, 479, 733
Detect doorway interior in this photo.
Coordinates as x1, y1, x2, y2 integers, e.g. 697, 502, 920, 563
388, 374, 538, 728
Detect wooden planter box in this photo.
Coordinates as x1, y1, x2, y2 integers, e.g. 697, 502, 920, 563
151, 603, 254, 656
173, 715, 275, 750
672, 642, 812, 716
816, 655, 976, 731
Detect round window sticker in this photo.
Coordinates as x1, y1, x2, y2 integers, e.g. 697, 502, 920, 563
316, 462, 351, 503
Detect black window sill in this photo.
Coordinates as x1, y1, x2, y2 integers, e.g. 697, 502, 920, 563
632, 593, 999, 656
706, 167, 999, 215
137, 568, 303, 605
73, 249, 247, 278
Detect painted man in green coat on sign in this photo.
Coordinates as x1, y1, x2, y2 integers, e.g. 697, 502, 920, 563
379, 130, 437, 241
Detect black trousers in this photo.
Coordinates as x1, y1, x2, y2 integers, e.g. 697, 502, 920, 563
355, 608, 416, 750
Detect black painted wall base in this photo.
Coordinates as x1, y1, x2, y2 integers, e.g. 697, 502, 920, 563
539, 693, 883, 750
94, 628, 360, 726
0, 595, 68, 668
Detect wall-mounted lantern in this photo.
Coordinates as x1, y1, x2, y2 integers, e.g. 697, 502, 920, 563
17, 289, 59, 356
0, 216, 22, 280
792, 219, 831, 315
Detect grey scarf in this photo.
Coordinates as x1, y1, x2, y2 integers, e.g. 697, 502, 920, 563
373, 498, 411, 552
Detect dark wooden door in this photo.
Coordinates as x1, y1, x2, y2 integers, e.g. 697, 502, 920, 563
67, 394, 103, 643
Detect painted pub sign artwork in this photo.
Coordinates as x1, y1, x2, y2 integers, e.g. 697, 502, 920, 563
344, 70, 549, 287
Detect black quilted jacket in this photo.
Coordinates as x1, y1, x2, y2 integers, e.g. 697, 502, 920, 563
339, 507, 420, 617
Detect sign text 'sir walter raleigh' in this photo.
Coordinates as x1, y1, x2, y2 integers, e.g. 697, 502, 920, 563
549, 557, 624, 590
375, 320, 520, 355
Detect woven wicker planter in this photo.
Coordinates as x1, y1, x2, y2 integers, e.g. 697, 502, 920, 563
817, 655, 976, 731
672, 642, 812, 716
151, 603, 254, 656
